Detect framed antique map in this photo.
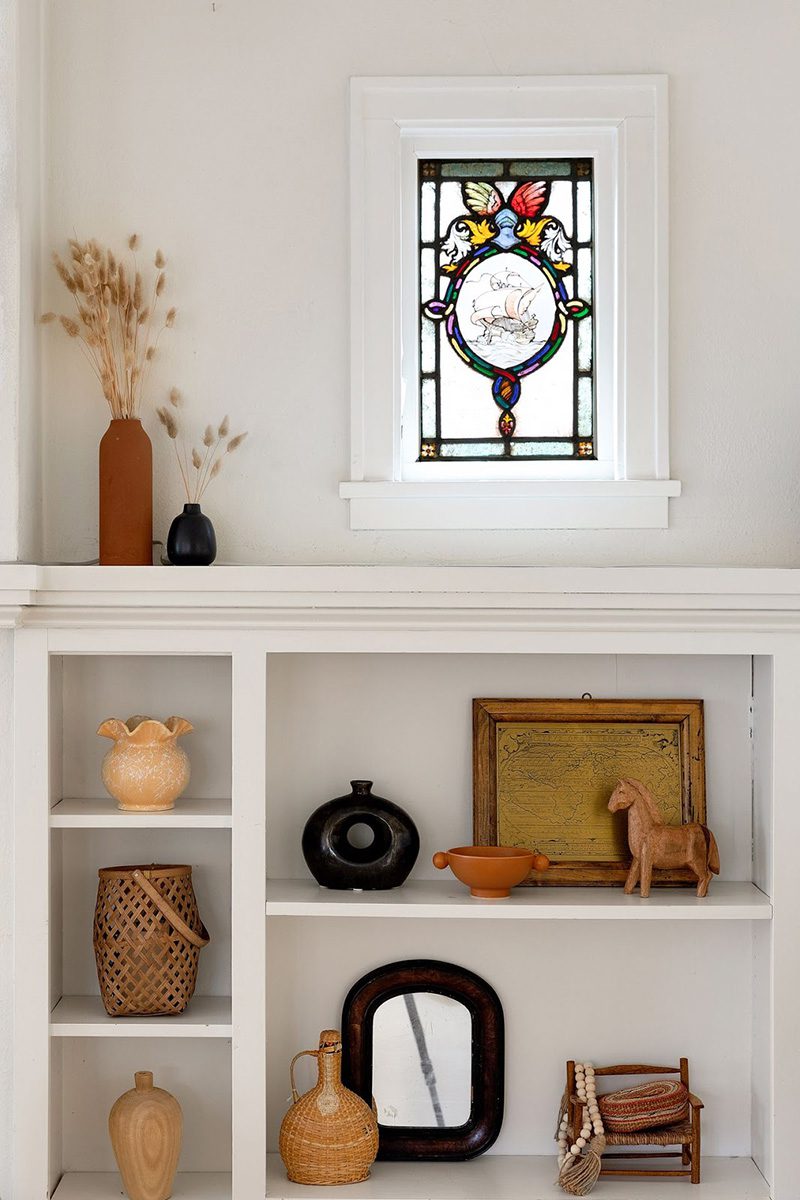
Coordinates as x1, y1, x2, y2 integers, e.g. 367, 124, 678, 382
473, 698, 705, 886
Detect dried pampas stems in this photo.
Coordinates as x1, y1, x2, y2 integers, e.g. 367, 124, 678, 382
41, 233, 176, 419
158, 388, 247, 505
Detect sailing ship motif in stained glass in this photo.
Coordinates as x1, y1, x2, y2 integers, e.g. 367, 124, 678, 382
418, 159, 594, 461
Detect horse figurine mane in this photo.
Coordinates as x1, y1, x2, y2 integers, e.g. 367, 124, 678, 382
608, 777, 719, 898
619, 777, 661, 819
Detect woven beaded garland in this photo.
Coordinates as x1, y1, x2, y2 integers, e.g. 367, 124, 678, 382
556, 1062, 606, 1196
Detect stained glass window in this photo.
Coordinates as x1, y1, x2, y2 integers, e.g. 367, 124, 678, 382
418, 159, 594, 461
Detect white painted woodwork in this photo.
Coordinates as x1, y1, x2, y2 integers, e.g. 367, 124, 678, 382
50, 797, 232, 828
5, 567, 800, 1197
266, 879, 771, 920
346, 75, 673, 529
50, 995, 232, 1038
6, 563, 800, 615
267, 1153, 767, 1199
13, 628, 51, 1199
230, 644, 267, 1197
53, 1172, 231, 1198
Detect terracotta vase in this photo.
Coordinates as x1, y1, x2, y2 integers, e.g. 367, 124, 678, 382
109, 1071, 182, 1200
99, 418, 153, 566
98, 715, 193, 812
279, 1029, 379, 1185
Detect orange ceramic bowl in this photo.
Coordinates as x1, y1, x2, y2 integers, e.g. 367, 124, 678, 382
432, 845, 537, 898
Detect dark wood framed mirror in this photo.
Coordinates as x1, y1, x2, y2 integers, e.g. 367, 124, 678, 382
341, 959, 504, 1161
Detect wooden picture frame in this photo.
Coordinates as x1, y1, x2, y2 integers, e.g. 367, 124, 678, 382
473, 698, 705, 886
341, 959, 504, 1161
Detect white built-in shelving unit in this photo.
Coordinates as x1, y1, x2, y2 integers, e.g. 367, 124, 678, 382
5, 565, 800, 1200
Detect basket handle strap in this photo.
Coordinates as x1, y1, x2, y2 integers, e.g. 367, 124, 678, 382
289, 1050, 318, 1103
131, 869, 210, 949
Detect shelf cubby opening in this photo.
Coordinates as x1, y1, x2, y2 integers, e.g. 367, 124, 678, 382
50, 653, 233, 815
50, 1037, 232, 1195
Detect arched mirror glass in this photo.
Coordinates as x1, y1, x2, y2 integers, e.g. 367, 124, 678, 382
372, 992, 472, 1127
342, 959, 504, 1161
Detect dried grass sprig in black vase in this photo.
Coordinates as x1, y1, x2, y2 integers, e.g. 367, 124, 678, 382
157, 388, 248, 565
156, 388, 247, 503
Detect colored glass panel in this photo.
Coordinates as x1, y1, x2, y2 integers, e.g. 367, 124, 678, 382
418, 159, 595, 461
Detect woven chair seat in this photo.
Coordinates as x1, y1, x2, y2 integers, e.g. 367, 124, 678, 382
605, 1120, 693, 1147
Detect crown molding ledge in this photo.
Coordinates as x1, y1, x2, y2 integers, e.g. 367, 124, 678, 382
9, 604, 800, 638
2, 565, 800, 633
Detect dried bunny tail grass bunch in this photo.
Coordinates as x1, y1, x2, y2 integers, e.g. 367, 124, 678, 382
157, 390, 247, 504
41, 234, 176, 419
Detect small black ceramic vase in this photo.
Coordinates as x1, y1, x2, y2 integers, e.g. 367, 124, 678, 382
167, 504, 217, 565
302, 780, 420, 890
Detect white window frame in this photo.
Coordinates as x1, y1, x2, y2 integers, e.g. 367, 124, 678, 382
342, 75, 680, 531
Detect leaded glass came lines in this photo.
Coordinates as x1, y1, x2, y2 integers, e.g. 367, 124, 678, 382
418, 159, 594, 462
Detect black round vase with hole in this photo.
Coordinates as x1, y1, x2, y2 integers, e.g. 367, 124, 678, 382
167, 503, 217, 566
302, 780, 420, 890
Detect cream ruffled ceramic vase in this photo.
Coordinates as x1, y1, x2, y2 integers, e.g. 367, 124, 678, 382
98, 716, 193, 812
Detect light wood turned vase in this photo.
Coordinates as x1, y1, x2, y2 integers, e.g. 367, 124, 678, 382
109, 1071, 182, 1200
98, 716, 193, 812
279, 1030, 379, 1185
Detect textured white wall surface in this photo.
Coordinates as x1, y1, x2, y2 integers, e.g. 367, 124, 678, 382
38, 0, 800, 566
0, 0, 42, 564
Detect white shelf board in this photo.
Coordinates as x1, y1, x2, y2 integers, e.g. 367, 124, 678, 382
53, 1172, 231, 1198
265, 879, 772, 920
267, 1154, 767, 1199
50, 995, 232, 1037
50, 797, 232, 828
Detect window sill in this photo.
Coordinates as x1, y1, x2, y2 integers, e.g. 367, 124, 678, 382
339, 480, 681, 530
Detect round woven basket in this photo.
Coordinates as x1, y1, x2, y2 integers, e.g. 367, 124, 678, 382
93, 863, 210, 1017
598, 1080, 689, 1132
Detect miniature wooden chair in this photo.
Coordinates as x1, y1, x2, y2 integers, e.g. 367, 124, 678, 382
566, 1060, 703, 1184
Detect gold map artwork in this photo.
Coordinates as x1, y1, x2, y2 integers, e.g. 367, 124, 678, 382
496, 722, 684, 861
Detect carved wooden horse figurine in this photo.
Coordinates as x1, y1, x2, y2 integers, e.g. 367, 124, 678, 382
608, 777, 720, 897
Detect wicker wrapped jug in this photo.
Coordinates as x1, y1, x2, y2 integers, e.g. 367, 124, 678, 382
279, 1030, 379, 1185
94, 864, 210, 1017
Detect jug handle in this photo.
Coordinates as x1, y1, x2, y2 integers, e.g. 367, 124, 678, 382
289, 1049, 319, 1103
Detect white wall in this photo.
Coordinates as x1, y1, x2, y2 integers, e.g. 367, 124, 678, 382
266, 653, 754, 880
0, 0, 43, 563
39, 0, 800, 566
267, 917, 754, 1156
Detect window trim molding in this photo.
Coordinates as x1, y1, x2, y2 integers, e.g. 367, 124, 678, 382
344, 75, 679, 531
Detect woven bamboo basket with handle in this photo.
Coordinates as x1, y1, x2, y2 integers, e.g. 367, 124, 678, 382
279, 1030, 379, 1185
93, 863, 210, 1017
